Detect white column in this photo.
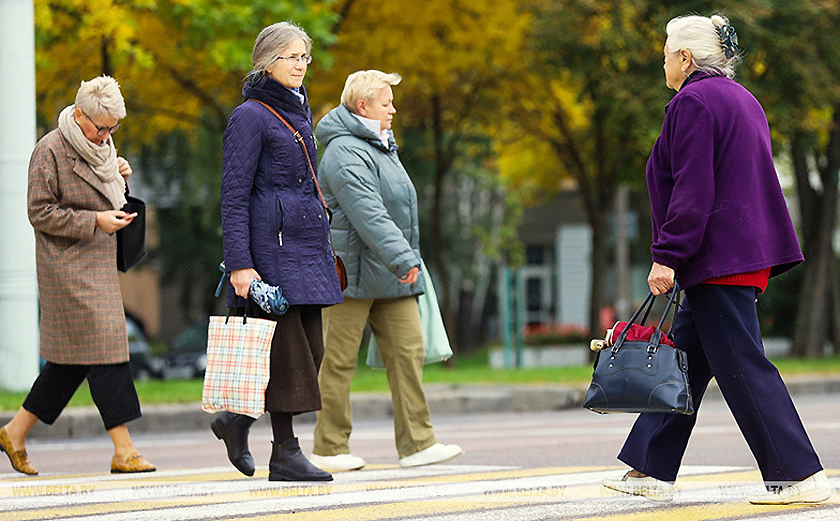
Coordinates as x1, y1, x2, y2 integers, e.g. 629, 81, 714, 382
556, 224, 592, 328
0, 0, 39, 391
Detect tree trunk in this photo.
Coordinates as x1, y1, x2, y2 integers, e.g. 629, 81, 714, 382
101, 37, 112, 77
429, 94, 456, 351
791, 109, 840, 358
588, 209, 607, 337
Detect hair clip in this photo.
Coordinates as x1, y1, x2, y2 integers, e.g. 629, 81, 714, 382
717, 25, 739, 59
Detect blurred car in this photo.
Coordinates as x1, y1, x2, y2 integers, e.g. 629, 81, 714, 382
161, 320, 208, 380
126, 316, 165, 381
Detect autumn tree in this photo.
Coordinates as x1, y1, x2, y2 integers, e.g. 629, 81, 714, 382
34, 0, 338, 318
732, 1, 840, 357
501, 0, 669, 337
309, 0, 534, 350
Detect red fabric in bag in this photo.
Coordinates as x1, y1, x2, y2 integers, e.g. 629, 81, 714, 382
611, 322, 675, 347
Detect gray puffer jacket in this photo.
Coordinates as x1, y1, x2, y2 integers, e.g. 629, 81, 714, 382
315, 104, 424, 299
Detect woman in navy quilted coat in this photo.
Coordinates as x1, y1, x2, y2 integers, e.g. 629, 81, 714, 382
213, 21, 341, 482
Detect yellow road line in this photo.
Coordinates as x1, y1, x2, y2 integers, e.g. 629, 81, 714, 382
566, 502, 831, 521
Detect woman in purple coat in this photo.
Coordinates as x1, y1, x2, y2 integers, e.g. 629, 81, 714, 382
213, 21, 342, 482
601, 14, 831, 504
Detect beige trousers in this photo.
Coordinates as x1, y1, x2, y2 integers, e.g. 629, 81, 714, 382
313, 296, 436, 458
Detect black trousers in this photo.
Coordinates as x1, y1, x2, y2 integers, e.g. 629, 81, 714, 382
618, 284, 823, 484
23, 362, 142, 431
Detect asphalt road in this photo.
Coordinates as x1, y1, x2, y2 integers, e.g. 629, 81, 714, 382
2, 394, 838, 520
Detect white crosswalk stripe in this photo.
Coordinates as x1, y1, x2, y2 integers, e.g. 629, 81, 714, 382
2, 464, 837, 521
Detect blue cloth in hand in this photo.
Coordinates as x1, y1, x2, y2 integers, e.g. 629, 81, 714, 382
249, 279, 289, 316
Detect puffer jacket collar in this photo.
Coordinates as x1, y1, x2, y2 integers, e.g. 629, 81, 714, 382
316, 104, 397, 153
242, 74, 310, 120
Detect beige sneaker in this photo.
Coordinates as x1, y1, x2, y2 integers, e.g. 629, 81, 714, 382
602, 471, 675, 502
399, 443, 462, 468
749, 471, 833, 505
309, 453, 366, 471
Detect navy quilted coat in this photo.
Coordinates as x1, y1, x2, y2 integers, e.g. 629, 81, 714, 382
221, 75, 343, 307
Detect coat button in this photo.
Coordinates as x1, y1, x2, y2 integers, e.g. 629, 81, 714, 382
298, 178, 303, 184
302, 215, 307, 220
318, 214, 322, 220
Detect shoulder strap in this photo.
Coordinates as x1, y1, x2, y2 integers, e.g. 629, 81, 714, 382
249, 99, 329, 212
250, 99, 339, 262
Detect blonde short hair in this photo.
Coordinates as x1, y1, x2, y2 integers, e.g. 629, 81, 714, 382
252, 21, 312, 75
666, 14, 739, 79
341, 70, 402, 112
74, 76, 126, 120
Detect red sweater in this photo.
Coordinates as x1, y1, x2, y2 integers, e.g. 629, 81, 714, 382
704, 267, 771, 293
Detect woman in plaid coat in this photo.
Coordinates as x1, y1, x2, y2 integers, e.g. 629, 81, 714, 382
0, 76, 155, 476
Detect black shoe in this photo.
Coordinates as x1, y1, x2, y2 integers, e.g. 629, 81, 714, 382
210, 411, 256, 476
268, 438, 333, 482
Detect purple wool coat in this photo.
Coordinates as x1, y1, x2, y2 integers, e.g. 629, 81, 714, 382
221, 76, 343, 306
646, 72, 804, 289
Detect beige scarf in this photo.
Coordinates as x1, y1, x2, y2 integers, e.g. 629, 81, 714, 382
57, 105, 126, 210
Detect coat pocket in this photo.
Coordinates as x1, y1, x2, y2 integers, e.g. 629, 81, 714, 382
275, 196, 285, 247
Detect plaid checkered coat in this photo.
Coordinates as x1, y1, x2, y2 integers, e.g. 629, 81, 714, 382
27, 129, 129, 364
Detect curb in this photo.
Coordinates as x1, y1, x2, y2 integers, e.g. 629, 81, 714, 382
2, 376, 837, 441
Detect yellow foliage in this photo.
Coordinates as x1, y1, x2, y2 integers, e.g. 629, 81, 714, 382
307, 0, 533, 128
34, 0, 335, 145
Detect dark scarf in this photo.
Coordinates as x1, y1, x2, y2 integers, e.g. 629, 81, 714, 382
241, 74, 310, 119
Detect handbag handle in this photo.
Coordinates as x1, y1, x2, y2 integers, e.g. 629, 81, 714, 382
613, 282, 681, 352
220, 280, 255, 325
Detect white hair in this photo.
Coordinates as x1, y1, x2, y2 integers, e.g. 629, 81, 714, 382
74, 76, 126, 120
666, 14, 739, 79
252, 21, 312, 76
341, 70, 402, 112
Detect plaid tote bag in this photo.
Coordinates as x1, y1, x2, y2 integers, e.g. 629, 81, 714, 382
202, 309, 276, 418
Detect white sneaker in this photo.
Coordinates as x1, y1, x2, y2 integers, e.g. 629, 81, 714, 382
602, 471, 675, 502
309, 453, 366, 471
749, 470, 833, 505
399, 443, 462, 468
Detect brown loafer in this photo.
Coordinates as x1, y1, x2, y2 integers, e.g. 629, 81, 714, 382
0, 426, 38, 476
111, 453, 156, 474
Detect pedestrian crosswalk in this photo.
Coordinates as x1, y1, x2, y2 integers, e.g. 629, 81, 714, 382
1, 464, 837, 520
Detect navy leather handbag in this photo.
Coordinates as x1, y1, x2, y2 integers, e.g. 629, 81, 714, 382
583, 283, 694, 415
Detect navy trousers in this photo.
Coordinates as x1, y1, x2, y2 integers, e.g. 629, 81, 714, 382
617, 284, 822, 484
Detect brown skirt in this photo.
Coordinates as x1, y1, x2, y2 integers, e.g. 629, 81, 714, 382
236, 304, 325, 414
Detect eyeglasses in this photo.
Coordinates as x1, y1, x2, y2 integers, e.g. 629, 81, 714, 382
273, 53, 312, 65
82, 111, 121, 137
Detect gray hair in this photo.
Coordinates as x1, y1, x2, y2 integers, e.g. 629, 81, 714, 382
252, 21, 312, 76
666, 14, 739, 79
74, 76, 126, 120
341, 70, 402, 112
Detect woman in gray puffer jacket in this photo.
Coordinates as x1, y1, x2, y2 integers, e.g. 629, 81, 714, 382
311, 70, 461, 472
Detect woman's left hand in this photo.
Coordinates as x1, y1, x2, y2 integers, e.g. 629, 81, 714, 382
648, 262, 675, 295
117, 157, 132, 180
398, 266, 419, 284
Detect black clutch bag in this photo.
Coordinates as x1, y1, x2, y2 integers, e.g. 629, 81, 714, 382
117, 194, 147, 272
583, 283, 694, 415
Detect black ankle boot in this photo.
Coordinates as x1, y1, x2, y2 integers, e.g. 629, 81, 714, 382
210, 411, 256, 476
268, 438, 333, 482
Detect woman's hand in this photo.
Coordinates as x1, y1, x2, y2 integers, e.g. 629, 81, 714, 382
96, 210, 136, 234
117, 157, 132, 180
398, 266, 419, 285
231, 268, 261, 298
648, 262, 675, 296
